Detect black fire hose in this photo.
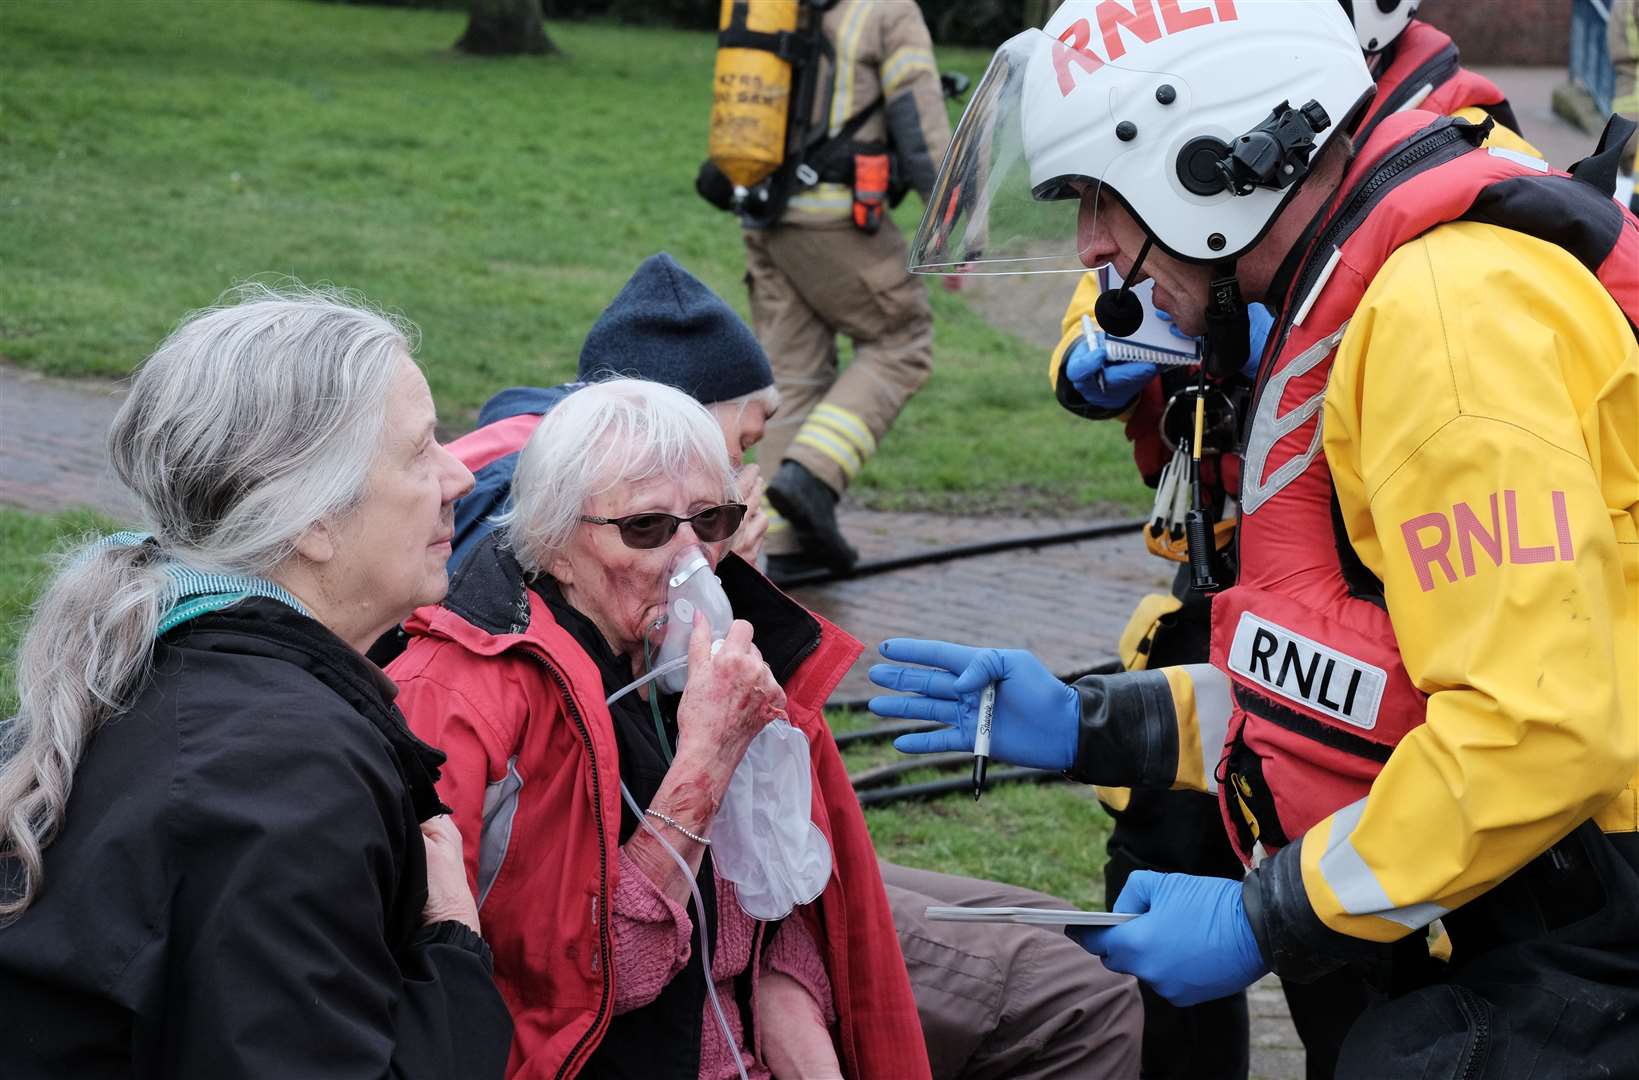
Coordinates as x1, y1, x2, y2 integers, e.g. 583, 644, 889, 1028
778, 519, 1146, 589
855, 767, 1065, 806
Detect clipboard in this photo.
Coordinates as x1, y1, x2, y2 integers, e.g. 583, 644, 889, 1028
925, 905, 1138, 927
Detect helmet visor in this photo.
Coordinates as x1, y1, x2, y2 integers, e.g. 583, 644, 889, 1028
908, 28, 1125, 276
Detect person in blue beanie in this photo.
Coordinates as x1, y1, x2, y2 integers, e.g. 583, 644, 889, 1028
442, 252, 782, 573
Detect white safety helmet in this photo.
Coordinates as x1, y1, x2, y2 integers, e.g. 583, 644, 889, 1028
910, 1, 1373, 272
1340, 0, 1419, 53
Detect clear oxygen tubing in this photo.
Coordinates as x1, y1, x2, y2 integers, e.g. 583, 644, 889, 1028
604, 654, 687, 708
607, 681, 750, 1080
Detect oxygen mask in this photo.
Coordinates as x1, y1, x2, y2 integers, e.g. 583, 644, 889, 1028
621, 543, 832, 920
652, 545, 735, 693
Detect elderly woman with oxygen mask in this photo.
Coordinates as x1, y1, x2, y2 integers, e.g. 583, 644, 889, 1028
388, 379, 927, 1080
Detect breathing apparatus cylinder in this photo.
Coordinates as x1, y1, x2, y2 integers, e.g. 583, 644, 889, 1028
708, 0, 799, 190
654, 546, 735, 694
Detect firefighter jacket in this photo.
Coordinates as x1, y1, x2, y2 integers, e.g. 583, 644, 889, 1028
1062, 110, 1639, 978
779, 0, 952, 227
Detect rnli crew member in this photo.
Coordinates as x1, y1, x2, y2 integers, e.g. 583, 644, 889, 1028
738, 0, 951, 582
1038, 3, 1539, 1076
873, 2, 1639, 1076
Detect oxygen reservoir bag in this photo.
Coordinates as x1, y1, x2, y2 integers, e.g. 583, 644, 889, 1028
652, 546, 832, 920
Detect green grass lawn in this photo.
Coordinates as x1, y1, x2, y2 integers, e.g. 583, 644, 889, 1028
0, 0, 1147, 516
831, 708, 1113, 907
0, 508, 116, 713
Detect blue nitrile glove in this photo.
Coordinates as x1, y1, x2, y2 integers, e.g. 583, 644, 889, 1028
1069, 871, 1269, 1006
867, 639, 1081, 771
1152, 308, 1196, 342
1064, 335, 1158, 410
1245, 302, 1274, 377
1156, 304, 1273, 380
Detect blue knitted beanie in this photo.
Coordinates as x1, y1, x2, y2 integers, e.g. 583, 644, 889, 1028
578, 252, 774, 405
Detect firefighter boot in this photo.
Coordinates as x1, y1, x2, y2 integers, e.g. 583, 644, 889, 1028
767, 460, 858, 572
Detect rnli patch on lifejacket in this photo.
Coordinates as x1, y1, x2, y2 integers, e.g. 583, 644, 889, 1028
1227, 612, 1386, 731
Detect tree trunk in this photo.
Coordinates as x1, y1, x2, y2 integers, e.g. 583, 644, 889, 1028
455, 0, 557, 56
1021, 0, 1063, 30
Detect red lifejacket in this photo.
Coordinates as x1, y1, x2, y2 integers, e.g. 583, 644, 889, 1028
1208, 110, 1639, 865
1356, 19, 1516, 144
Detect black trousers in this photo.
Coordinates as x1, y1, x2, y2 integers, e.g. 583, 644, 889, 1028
1107, 568, 1370, 1080
1337, 824, 1639, 1080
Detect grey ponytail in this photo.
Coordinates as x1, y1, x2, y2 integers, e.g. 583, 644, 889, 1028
0, 283, 412, 923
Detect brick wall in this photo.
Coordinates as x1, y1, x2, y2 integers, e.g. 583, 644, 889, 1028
1417, 0, 1571, 66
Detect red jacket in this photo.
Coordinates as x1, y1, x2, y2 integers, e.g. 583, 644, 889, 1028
387, 541, 930, 1080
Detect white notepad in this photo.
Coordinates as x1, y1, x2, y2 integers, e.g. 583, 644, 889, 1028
925, 905, 1138, 927
1095, 267, 1202, 366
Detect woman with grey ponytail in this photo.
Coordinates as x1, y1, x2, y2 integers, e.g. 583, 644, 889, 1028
0, 285, 512, 1079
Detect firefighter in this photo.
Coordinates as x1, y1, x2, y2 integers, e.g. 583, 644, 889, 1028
727, 0, 952, 581
873, 3, 1639, 1076
1042, 4, 1540, 1076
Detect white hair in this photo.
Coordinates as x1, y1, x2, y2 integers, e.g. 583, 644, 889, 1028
711, 383, 781, 425
0, 282, 411, 924
500, 378, 738, 574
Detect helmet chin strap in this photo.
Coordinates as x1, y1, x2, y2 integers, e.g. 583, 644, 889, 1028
1201, 262, 1250, 382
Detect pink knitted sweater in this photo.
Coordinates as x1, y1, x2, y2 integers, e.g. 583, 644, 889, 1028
612, 850, 837, 1079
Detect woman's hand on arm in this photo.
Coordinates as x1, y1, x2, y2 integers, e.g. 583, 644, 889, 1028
623, 615, 786, 906
420, 814, 481, 934
758, 914, 841, 1079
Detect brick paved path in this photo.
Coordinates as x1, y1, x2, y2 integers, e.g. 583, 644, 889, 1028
795, 510, 1169, 704
0, 365, 136, 519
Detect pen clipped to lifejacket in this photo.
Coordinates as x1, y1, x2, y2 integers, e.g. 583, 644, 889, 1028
972, 683, 997, 801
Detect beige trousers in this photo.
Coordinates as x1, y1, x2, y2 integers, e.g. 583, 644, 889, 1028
881, 860, 1144, 1080
742, 219, 934, 553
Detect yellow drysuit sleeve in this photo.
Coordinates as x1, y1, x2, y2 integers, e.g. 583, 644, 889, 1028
1252, 221, 1639, 964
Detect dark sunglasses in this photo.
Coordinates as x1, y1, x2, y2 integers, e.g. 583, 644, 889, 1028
579, 502, 747, 550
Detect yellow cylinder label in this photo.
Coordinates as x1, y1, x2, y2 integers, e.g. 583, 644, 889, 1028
709, 0, 799, 190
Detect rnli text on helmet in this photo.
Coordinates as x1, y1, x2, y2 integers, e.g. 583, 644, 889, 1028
1053, 0, 1241, 97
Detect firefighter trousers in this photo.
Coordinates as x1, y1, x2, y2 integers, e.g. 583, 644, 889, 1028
742, 219, 933, 552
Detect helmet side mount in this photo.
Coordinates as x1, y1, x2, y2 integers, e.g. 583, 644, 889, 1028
1174, 99, 1333, 199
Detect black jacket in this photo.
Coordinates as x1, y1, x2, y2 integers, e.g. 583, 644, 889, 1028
0, 598, 513, 1079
